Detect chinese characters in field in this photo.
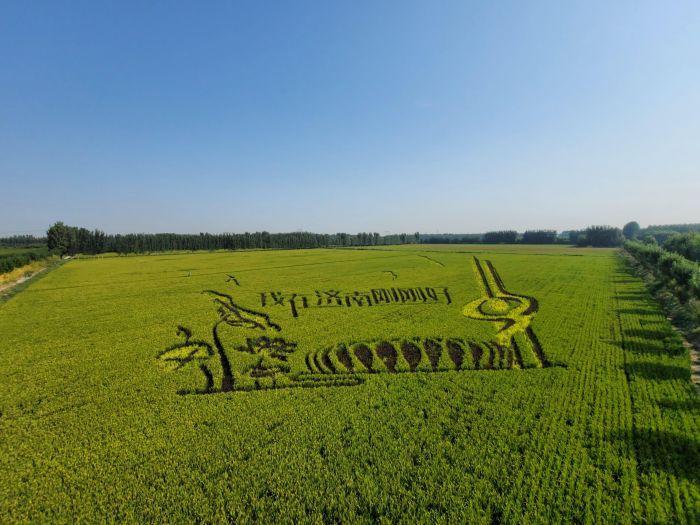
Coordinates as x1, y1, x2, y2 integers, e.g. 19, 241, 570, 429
260, 287, 452, 317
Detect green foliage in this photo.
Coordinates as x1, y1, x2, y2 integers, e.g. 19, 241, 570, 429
420, 233, 483, 244
45, 222, 416, 255
46, 221, 69, 254
625, 240, 700, 303
0, 235, 46, 248
639, 223, 700, 244
521, 230, 557, 244
0, 246, 697, 522
420, 231, 565, 246
577, 226, 624, 247
623, 221, 641, 239
482, 230, 518, 243
664, 232, 700, 263
0, 246, 49, 274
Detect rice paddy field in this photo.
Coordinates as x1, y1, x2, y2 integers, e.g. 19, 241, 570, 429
0, 245, 698, 523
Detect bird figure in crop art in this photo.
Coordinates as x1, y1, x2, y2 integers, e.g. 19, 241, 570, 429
204, 289, 281, 332
156, 326, 216, 393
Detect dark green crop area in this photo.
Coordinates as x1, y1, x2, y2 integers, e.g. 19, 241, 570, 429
0, 246, 698, 523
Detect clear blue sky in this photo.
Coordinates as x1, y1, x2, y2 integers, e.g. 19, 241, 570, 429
1, 1, 698, 235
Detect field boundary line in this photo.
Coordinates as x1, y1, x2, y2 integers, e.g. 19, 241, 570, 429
0, 259, 66, 307
620, 251, 700, 393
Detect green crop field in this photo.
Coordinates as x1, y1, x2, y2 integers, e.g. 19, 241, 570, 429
0, 245, 698, 523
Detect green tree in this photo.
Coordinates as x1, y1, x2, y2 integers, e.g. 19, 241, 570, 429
46, 221, 69, 255
623, 221, 641, 239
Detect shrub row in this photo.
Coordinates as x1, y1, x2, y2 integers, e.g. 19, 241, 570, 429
0, 247, 50, 274
663, 232, 700, 263
625, 240, 700, 302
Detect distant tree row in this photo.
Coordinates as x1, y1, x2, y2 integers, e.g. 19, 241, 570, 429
420, 234, 482, 244
521, 230, 558, 244
620, 222, 700, 248
45, 222, 420, 256
0, 235, 46, 248
481, 231, 518, 244
21, 221, 700, 256
420, 228, 605, 246
636, 223, 700, 244
570, 226, 624, 247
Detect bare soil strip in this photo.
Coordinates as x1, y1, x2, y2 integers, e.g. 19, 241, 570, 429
0, 267, 47, 294
687, 340, 700, 392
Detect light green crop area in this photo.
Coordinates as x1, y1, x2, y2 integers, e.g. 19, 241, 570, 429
0, 246, 697, 523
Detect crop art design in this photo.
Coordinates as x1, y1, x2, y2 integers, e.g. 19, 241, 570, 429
157, 257, 549, 394
461, 257, 549, 368
259, 287, 452, 318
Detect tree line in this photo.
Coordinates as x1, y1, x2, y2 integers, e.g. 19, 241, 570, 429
569, 226, 624, 247
420, 234, 482, 244
420, 227, 623, 246
7, 222, 694, 258
482, 231, 519, 244
0, 235, 46, 248
638, 223, 700, 243
46, 222, 420, 256
421, 230, 557, 245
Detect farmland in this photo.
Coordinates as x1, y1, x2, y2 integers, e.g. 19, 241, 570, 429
0, 245, 698, 523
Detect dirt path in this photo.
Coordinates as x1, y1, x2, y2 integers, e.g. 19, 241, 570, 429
621, 250, 699, 393
0, 267, 47, 294
671, 317, 700, 392
685, 338, 700, 392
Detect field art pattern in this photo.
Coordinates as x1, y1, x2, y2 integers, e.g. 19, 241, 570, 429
157, 256, 549, 393
0, 245, 698, 523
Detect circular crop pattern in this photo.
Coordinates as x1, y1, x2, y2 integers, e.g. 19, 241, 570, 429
480, 298, 514, 316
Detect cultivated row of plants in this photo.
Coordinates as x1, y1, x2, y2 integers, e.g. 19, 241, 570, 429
625, 241, 700, 302
662, 232, 700, 263
624, 240, 700, 342
612, 267, 699, 523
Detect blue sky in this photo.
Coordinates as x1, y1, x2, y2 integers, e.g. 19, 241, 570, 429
1, 1, 698, 235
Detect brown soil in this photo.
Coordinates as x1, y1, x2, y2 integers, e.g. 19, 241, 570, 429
446, 340, 465, 370
375, 341, 398, 372
353, 344, 374, 372
423, 338, 442, 371
401, 341, 422, 371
